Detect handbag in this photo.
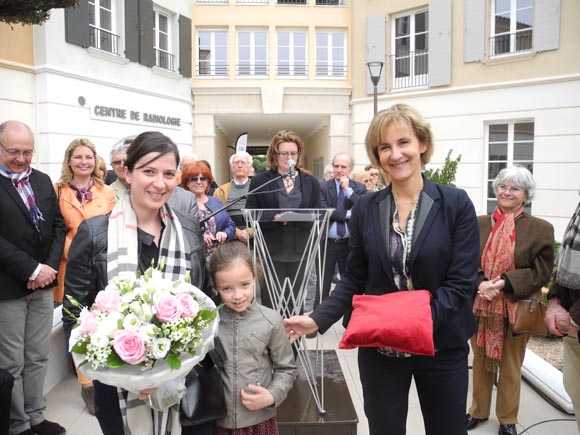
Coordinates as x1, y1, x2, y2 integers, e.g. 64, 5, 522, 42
180, 338, 227, 426
512, 291, 548, 336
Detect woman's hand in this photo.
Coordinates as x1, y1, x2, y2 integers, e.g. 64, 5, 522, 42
138, 388, 157, 401
240, 384, 274, 411
477, 277, 505, 301
215, 231, 228, 243
203, 234, 214, 248
545, 298, 578, 336
284, 316, 319, 344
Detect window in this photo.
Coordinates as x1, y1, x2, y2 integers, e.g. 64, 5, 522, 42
490, 0, 533, 56
486, 121, 535, 213
277, 0, 307, 4
315, 30, 346, 78
197, 30, 228, 76
391, 10, 428, 89
89, 0, 119, 54
316, 0, 346, 5
154, 11, 174, 71
237, 29, 268, 76
276, 30, 307, 77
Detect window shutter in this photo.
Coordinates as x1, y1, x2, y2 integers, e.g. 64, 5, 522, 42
138, 0, 155, 67
179, 15, 192, 78
366, 15, 386, 94
65, 0, 89, 48
428, 0, 452, 87
124, 0, 139, 62
534, 0, 560, 52
464, 0, 485, 62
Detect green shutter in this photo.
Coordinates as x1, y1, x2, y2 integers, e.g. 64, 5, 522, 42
139, 0, 155, 67
179, 15, 192, 78
124, 0, 139, 62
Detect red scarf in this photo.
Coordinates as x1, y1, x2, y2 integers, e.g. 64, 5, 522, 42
473, 206, 523, 371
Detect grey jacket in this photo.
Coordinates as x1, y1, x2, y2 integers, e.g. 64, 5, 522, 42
217, 302, 297, 429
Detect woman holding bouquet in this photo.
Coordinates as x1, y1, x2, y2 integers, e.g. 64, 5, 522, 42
62, 131, 210, 435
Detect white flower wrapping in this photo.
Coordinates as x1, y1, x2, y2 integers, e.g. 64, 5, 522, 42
68, 267, 219, 410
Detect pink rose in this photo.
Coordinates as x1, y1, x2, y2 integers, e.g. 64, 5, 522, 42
176, 293, 199, 318
113, 330, 146, 365
79, 311, 99, 337
154, 294, 182, 322
94, 289, 122, 313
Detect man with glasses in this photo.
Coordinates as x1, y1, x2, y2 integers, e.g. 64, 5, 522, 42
0, 121, 66, 435
214, 151, 253, 244
108, 139, 131, 200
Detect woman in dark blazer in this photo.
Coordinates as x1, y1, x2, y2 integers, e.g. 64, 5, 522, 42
245, 130, 321, 316
285, 104, 480, 435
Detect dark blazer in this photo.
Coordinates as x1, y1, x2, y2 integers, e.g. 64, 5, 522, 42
310, 176, 480, 351
320, 178, 367, 225
246, 169, 322, 261
0, 169, 66, 300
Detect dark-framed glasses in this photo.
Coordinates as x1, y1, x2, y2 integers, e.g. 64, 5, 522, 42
191, 176, 208, 182
0, 141, 35, 158
111, 159, 125, 166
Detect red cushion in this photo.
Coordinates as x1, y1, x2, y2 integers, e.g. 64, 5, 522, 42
339, 290, 435, 356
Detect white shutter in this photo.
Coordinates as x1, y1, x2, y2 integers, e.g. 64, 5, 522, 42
464, 0, 485, 62
534, 0, 561, 52
428, 0, 452, 87
366, 15, 386, 94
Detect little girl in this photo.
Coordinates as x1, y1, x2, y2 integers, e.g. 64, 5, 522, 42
208, 241, 297, 435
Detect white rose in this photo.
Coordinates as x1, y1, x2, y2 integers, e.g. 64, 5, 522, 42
151, 338, 171, 359
97, 311, 123, 337
122, 313, 141, 331
90, 332, 110, 348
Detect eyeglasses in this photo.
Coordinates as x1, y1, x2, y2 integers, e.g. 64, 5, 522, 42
369, 172, 379, 177
232, 160, 249, 166
0, 141, 35, 158
497, 184, 522, 194
111, 160, 125, 166
278, 151, 298, 158
190, 176, 208, 182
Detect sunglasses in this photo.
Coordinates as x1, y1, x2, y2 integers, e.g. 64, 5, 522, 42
191, 176, 208, 182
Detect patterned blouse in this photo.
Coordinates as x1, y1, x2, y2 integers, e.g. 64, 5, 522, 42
377, 196, 419, 358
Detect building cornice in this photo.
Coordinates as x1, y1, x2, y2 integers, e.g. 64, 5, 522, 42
0, 59, 34, 73
191, 85, 352, 97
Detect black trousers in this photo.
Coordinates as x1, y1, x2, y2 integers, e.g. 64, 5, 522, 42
94, 381, 214, 435
315, 239, 349, 309
358, 346, 469, 435
0, 368, 14, 435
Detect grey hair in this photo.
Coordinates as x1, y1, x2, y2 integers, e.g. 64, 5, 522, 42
332, 153, 354, 170
109, 136, 134, 161
229, 151, 253, 165
492, 166, 536, 204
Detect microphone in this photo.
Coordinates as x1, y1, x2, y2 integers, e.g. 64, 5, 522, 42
287, 159, 296, 177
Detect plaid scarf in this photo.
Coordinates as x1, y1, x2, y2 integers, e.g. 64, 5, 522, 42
473, 207, 523, 372
555, 201, 580, 290
69, 178, 94, 204
0, 165, 45, 232
107, 193, 190, 434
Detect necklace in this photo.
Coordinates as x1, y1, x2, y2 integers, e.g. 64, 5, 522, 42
393, 194, 417, 206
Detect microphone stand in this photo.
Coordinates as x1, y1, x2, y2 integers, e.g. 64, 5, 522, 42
199, 172, 292, 229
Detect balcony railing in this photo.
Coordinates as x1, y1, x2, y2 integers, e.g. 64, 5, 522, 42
89, 26, 120, 55
490, 30, 533, 56
315, 63, 347, 78
316, 0, 346, 5
390, 50, 428, 90
155, 49, 175, 72
236, 63, 269, 76
196, 0, 228, 3
277, 0, 307, 4
276, 63, 308, 76
237, 0, 267, 3
197, 63, 229, 76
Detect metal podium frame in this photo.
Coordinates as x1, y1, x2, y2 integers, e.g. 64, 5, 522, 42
243, 208, 333, 415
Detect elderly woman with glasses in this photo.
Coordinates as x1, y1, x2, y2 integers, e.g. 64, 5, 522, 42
245, 130, 321, 315
466, 166, 554, 435
181, 161, 235, 256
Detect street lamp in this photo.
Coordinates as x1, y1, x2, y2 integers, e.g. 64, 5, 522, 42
367, 61, 384, 116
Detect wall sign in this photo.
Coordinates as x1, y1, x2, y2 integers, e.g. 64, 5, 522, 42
91, 104, 182, 130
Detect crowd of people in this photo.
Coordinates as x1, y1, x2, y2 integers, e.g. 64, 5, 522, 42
0, 102, 578, 435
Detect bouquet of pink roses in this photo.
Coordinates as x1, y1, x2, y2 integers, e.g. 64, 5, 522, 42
67, 264, 219, 407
